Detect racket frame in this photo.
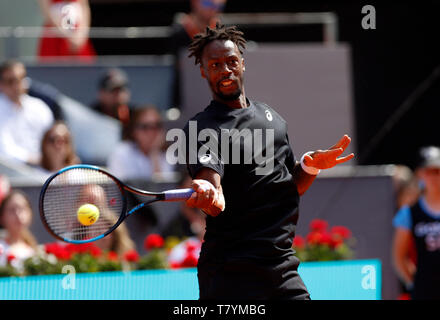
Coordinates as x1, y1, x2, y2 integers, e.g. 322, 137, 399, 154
39, 164, 168, 244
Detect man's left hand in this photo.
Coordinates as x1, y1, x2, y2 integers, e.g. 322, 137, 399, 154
303, 134, 354, 170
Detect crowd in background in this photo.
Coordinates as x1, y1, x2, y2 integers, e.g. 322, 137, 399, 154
0, 56, 207, 274
1, 0, 440, 300
0, 0, 224, 278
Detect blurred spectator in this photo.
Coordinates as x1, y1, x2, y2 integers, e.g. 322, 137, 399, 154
392, 146, 440, 299
171, 0, 226, 51
27, 78, 65, 121
170, 0, 227, 108
107, 105, 175, 181
0, 60, 54, 165
37, 0, 96, 62
77, 184, 136, 256
0, 190, 38, 270
0, 175, 11, 205
392, 165, 421, 209
90, 68, 135, 138
95, 213, 136, 257
36, 121, 80, 176
391, 164, 420, 300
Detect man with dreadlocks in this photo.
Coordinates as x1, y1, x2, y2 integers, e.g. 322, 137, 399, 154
183, 24, 354, 300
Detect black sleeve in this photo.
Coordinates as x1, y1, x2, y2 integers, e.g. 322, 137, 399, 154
183, 121, 224, 179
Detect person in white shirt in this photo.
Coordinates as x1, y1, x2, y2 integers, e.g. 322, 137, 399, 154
0, 60, 54, 165
107, 105, 175, 181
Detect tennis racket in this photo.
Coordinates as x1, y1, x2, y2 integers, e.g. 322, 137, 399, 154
39, 164, 194, 244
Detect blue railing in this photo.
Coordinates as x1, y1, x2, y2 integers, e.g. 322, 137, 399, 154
0, 259, 381, 300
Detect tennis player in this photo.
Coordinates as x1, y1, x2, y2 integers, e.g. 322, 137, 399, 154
183, 24, 354, 300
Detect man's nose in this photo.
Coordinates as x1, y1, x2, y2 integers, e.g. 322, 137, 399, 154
219, 63, 232, 75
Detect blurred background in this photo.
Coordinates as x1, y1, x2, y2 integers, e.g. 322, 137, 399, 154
2, 0, 439, 167
1, 0, 439, 300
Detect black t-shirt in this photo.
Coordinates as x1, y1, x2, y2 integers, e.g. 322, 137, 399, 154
410, 200, 440, 299
183, 99, 300, 265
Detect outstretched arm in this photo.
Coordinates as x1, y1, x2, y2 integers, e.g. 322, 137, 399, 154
293, 134, 354, 195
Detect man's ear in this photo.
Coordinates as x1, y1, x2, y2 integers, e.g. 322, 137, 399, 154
200, 65, 206, 78
242, 58, 245, 72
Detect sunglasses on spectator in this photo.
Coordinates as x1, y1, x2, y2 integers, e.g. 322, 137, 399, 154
201, 0, 225, 11
135, 122, 164, 131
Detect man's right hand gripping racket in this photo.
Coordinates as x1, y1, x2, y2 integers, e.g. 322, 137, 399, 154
39, 164, 194, 244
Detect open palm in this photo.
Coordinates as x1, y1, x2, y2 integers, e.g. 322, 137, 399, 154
303, 135, 355, 169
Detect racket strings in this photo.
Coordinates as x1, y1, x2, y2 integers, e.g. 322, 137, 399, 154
42, 168, 124, 241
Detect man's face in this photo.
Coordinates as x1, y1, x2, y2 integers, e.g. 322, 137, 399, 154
0, 64, 27, 103
133, 109, 164, 155
419, 167, 440, 191
200, 39, 245, 102
99, 86, 130, 109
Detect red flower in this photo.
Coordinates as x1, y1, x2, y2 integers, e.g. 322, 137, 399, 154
330, 236, 344, 249
45, 242, 62, 255
185, 240, 200, 254
58, 250, 72, 260
107, 251, 119, 261
62, 243, 101, 257
6, 253, 15, 264
292, 236, 306, 249
65, 243, 92, 254
320, 231, 333, 246
306, 231, 323, 245
144, 234, 164, 250
89, 245, 102, 258
123, 249, 140, 263
45, 242, 72, 260
331, 226, 352, 240
180, 253, 198, 268
65, 243, 79, 253
170, 261, 182, 269
310, 219, 328, 232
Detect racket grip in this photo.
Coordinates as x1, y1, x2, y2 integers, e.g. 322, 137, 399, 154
163, 188, 194, 201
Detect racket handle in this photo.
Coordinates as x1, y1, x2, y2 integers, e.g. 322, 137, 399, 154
163, 188, 194, 201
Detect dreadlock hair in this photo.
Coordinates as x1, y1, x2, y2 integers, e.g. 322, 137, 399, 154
188, 23, 246, 66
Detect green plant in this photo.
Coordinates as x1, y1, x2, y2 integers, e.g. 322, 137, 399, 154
0, 234, 202, 277
136, 249, 169, 270
0, 264, 19, 277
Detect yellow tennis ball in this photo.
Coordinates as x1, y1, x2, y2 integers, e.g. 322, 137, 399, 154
77, 204, 100, 226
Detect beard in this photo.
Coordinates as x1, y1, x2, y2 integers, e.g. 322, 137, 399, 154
216, 87, 242, 101
214, 80, 243, 101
